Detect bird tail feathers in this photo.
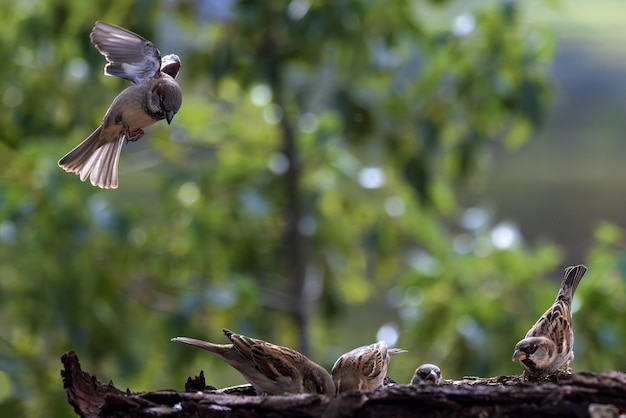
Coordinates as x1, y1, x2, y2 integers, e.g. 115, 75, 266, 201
58, 126, 124, 189
558, 264, 587, 300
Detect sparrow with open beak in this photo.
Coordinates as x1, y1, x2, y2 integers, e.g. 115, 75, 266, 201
512, 264, 587, 379
331, 341, 407, 393
172, 329, 335, 395
410, 363, 442, 385
59, 21, 182, 189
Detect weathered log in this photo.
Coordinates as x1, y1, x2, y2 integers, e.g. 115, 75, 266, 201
61, 351, 626, 417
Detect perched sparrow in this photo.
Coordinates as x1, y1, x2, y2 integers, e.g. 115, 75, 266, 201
512, 264, 587, 379
331, 341, 407, 393
171, 329, 335, 395
59, 21, 183, 189
410, 363, 442, 385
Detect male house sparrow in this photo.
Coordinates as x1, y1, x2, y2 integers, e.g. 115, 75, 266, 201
58, 21, 182, 189
512, 264, 587, 379
171, 329, 335, 395
410, 363, 442, 385
331, 341, 407, 393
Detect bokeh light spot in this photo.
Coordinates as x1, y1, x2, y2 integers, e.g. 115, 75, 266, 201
490, 221, 520, 249
3, 86, 23, 108
453, 233, 473, 254
298, 113, 318, 133
250, 84, 272, 106
0, 221, 16, 244
406, 249, 439, 275
263, 104, 283, 125
358, 167, 385, 189
178, 182, 200, 206
460, 207, 488, 230
376, 322, 400, 347
66, 58, 89, 80
287, 0, 311, 20
384, 196, 405, 217
268, 152, 289, 174
452, 12, 476, 37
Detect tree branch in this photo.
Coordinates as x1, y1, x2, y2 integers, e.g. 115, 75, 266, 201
62, 351, 626, 418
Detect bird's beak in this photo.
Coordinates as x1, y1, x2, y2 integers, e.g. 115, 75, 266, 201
166, 111, 175, 124
426, 371, 439, 383
512, 349, 526, 362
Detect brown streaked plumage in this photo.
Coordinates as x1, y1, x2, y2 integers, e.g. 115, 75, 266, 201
410, 363, 442, 385
58, 21, 182, 189
512, 264, 587, 379
171, 329, 335, 395
331, 341, 407, 393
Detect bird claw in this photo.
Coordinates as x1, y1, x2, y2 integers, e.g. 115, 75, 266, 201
125, 129, 144, 143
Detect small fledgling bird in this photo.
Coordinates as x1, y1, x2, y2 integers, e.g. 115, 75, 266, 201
171, 329, 335, 395
512, 264, 587, 379
331, 341, 407, 393
410, 363, 442, 385
59, 21, 183, 189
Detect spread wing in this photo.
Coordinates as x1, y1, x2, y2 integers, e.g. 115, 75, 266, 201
161, 54, 181, 79
90, 21, 162, 84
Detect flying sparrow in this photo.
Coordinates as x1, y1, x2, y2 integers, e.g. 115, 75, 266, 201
171, 329, 335, 395
331, 341, 407, 393
59, 21, 183, 189
410, 363, 442, 385
512, 264, 587, 379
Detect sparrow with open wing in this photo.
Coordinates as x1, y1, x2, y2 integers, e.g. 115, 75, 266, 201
172, 329, 335, 395
331, 341, 407, 393
512, 264, 587, 379
59, 21, 182, 189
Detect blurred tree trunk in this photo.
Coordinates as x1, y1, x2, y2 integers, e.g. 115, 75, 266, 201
277, 95, 310, 356
260, 23, 311, 355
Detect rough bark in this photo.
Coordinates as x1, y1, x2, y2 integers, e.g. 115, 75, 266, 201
62, 351, 626, 418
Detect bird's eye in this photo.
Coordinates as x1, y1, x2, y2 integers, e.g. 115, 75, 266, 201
527, 344, 537, 354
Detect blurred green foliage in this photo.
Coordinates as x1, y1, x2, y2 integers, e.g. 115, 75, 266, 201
0, 1, 624, 417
